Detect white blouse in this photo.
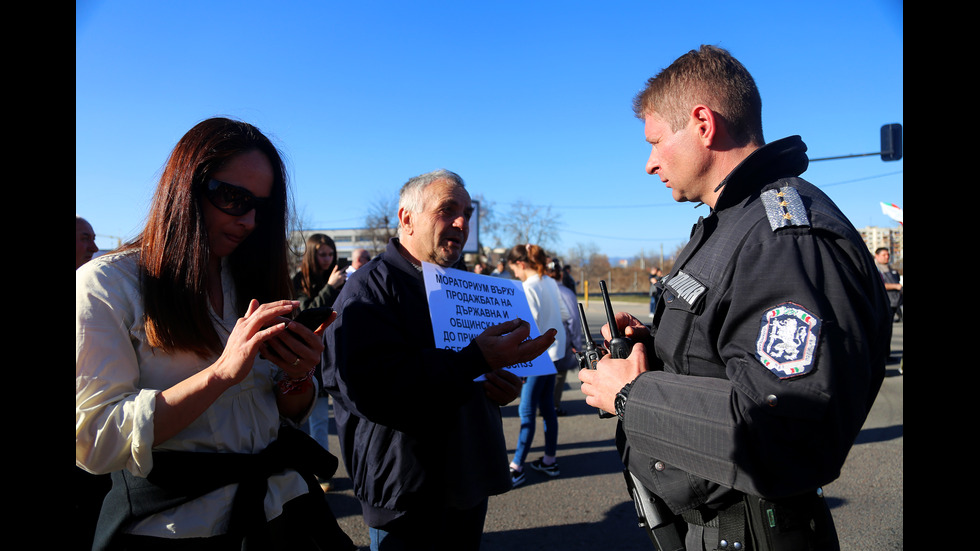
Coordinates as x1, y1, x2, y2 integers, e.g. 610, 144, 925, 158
75, 251, 310, 538
521, 273, 569, 363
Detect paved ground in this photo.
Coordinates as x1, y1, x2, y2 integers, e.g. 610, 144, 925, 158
323, 300, 903, 550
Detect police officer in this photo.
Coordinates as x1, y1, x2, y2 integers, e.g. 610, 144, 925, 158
578, 45, 890, 550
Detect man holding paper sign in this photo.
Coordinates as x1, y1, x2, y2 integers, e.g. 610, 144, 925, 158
322, 169, 556, 551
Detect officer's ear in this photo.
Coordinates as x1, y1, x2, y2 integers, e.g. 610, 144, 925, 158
690, 105, 717, 147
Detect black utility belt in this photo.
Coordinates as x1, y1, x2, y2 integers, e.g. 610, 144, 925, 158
681, 489, 838, 551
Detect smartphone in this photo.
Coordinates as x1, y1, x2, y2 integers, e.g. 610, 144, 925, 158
292, 306, 334, 330
336, 258, 350, 272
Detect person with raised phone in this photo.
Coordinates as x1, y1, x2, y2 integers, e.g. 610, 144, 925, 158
76, 117, 353, 550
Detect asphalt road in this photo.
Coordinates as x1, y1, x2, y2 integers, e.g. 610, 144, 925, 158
323, 300, 904, 550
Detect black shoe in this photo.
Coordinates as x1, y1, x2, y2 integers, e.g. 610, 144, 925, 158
528, 458, 560, 477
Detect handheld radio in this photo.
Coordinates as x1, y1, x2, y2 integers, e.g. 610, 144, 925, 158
579, 303, 613, 419
600, 280, 633, 360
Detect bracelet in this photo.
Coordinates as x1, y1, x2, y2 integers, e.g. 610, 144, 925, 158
276, 366, 315, 395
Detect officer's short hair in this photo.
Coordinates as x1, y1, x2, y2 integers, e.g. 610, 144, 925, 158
633, 45, 764, 147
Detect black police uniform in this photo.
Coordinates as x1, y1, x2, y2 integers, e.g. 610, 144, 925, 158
618, 136, 890, 550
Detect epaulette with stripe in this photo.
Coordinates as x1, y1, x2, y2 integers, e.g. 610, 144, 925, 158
761, 186, 810, 231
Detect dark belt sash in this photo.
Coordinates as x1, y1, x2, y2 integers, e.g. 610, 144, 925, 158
92, 425, 352, 550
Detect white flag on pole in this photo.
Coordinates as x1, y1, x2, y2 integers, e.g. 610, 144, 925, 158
880, 202, 903, 224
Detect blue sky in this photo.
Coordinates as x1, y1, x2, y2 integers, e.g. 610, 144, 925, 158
76, 0, 903, 260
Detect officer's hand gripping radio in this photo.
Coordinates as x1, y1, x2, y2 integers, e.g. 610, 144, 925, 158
582, 283, 684, 551
578, 280, 633, 419
600, 280, 633, 361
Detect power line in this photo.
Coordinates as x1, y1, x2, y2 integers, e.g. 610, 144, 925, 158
560, 227, 687, 243
816, 170, 903, 188
549, 201, 679, 210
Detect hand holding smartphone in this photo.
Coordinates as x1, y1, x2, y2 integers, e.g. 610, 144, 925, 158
291, 306, 334, 331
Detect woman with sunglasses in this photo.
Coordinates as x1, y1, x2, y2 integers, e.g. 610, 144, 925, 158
76, 117, 353, 549
294, 233, 346, 311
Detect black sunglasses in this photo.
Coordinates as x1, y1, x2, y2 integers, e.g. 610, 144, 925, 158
204, 178, 270, 216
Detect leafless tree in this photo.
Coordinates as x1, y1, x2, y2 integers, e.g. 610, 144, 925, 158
500, 200, 562, 250
364, 192, 399, 255
565, 242, 610, 292
564, 241, 687, 295
287, 206, 317, 275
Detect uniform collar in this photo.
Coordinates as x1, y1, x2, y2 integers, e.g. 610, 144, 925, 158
712, 136, 809, 212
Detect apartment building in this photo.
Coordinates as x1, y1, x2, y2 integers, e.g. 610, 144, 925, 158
859, 225, 903, 270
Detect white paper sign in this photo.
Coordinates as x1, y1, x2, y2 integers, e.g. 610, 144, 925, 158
422, 262, 557, 379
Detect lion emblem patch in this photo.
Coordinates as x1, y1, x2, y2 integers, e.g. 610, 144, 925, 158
755, 302, 821, 379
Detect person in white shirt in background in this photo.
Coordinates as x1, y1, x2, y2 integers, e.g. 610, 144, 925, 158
506, 243, 569, 486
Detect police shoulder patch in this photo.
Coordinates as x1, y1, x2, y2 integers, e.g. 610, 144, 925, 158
761, 186, 810, 231
755, 302, 821, 379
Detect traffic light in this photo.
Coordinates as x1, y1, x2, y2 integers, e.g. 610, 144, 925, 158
880, 123, 902, 161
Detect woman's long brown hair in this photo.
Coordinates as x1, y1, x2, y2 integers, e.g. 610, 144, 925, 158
120, 117, 292, 358
298, 233, 336, 298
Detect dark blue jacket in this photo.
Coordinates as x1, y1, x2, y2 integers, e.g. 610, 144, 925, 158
322, 239, 511, 528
